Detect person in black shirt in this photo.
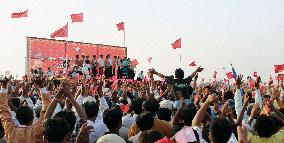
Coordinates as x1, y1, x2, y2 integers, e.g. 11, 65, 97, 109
149, 67, 203, 108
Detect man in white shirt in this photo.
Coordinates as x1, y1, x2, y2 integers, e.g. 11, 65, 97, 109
45, 67, 54, 77
97, 55, 105, 76
137, 71, 144, 81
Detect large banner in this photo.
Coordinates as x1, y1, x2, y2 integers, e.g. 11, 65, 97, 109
26, 37, 127, 74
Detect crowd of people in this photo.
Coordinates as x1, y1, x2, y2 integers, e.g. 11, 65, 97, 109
0, 64, 283, 143
55, 54, 137, 80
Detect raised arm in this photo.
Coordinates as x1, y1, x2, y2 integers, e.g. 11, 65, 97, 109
254, 76, 263, 109
0, 78, 16, 135
192, 94, 215, 127
189, 66, 203, 78
44, 83, 64, 119
64, 82, 87, 120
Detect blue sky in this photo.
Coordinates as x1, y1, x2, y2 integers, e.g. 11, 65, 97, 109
0, 0, 283, 81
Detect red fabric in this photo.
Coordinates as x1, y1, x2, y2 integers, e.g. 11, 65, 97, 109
120, 105, 129, 113
11, 10, 28, 18
50, 24, 68, 38
171, 38, 181, 49
70, 13, 83, 23
276, 75, 283, 81
226, 72, 234, 79
155, 137, 176, 143
213, 71, 217, 78
148, 57, 152, 63
274, 64, 284, 73
131, 59, 139, 66
116, 22, 125, 31
189, 61, 196, 66
253, 71, 258, 77
27, 37, 126, 75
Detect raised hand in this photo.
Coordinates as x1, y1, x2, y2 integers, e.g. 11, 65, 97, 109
255, 76, 261, 89
196, 66, 204, 72
235, 75, 243, 89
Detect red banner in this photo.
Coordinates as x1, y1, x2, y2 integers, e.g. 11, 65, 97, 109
27, 37, 127, 74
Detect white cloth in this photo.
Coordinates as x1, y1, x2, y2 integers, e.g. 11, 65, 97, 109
45, 71, 54, 77
87, 119, 107, 143
96, 134, 126, 143
122, 114, 136, 129
97, 58, 105, 68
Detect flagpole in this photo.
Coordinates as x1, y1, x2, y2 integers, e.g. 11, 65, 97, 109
123, 29, 126, 47
65, 22, 68, 71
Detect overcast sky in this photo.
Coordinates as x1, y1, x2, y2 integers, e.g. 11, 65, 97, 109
0, 0, 283, 81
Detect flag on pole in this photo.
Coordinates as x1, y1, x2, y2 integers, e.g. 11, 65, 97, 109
274, 64, 284, 73
131, 59, 139, 66
11, 10, 28, 18
189, 61, 196, 66
70, 13, 83, 23
147, 57, 152, 63
226, 72, 234, 79
116, 22, 125, 31
50, 23, 68, 38
171, 38, 181, 49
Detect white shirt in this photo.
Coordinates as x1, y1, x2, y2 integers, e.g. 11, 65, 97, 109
137, 73, 144, 79
87, 119, 108, 143
122, 114, 136, 129
46, 71, 54, 77
97, 58, 105, 67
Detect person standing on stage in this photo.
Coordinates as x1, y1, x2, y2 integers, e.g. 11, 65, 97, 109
104, 55, 112, 79
112, 56, 118, 78
91, 55, 97, 78
97, 55, 105, 77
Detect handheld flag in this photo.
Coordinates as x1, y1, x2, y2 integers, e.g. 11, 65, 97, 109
253, 71, 258, 77
50, 23, 68, 38
116, 22, 125, 31
11, 10, 28, 18
189, 61, 196, 67
131, 59, 139, 66
226, 72, 234, 79
70, 13, 83, 23
213, 71, 217, 79
171, 38, 181, 49
274, 64, 284, 73
147, 57, 152, 63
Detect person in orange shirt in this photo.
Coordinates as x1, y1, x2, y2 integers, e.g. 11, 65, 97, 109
128, 98, 172, 138
0, 78, 51, 143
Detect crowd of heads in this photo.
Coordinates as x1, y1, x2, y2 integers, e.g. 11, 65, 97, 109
0, 65, 283, 143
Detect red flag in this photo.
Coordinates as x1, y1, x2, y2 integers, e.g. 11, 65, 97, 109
189, 61, 196, 66
213, 71, 217, 79
11, 10, 28, 18
276, 75, 283, 81
274, 64, 284, 73
50, 24, 68, 38
120, 105, 129, 113
147, 57, 152, 63
226, 72, 234, 79
70, 13, 83, 23
253, 71, 258, 77
116, 22, 125, 31
131, 59, 139, 66
171, 38, 181, 49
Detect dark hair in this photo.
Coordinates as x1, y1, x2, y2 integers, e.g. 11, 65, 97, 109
82, 101, 99, 119
175, 68, 184, 79
103, 107, 123, 130
131, 98, 143, 115
210, 117, 232, 143
43, 118, 70, 142
254, 115, 276, 138
10, 97, 21, 109
16, 106, 34, 125
181, 104, 197, 126
138, 130, 163, 143
224, 90, 234, 101
157, 108, 172, 122
53, 110, 76, 132
136, 112, 154, 131
142, 98, 160, 115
